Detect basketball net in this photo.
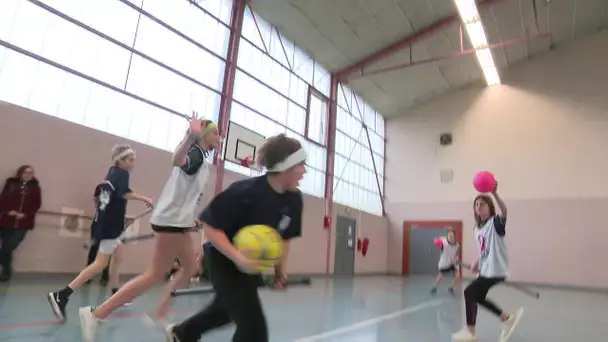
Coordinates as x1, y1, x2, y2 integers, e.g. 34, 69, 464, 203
241, 155, 264, 178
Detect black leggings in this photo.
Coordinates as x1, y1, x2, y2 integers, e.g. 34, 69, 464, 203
0, 228, 27, 275
464, 276, 505, 326
174, 260, 268, 342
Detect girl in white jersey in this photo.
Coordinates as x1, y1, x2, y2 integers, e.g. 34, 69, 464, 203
452, 184, 524, 342
78, 114, 220, 342
431, 229, 460, 295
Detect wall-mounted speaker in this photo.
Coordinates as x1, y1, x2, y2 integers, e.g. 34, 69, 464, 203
440, 133, 452, 146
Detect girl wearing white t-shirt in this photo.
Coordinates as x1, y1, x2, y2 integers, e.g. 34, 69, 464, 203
452, 184, 524, 342
431, 229, 460, 295
78, 114, 220, 341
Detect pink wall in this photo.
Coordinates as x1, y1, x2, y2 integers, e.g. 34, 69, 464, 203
385, 31, 608, 288
0, 101, 388, 275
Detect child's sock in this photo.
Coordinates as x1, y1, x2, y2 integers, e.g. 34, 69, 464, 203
58, 286, 74, 299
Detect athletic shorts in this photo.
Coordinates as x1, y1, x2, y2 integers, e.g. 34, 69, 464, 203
151, 224, 193, 234
98, 238, 122, 254
439, 265, 457, 274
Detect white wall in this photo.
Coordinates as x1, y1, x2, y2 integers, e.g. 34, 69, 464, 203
383, 31, 608, 288
386, 30, 608, 203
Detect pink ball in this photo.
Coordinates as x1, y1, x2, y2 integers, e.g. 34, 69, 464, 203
473, 170, 496, 193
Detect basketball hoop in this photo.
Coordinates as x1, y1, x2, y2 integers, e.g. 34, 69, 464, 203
242, 155, 263, 177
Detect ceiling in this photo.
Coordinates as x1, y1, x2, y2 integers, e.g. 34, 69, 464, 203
249, 0, 608, 118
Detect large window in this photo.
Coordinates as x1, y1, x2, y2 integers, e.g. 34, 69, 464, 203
334, 84, 385, 215
0, 0, 230, 152
227, 5, 330, 198
0, 0, 386, 214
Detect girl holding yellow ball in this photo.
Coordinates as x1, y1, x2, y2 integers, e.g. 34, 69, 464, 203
167, 133, 306, 342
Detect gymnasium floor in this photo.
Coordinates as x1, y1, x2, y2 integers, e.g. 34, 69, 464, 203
0, 275, 605, 342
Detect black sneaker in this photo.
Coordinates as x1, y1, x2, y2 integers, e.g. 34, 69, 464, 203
430, 287, 437, 295
164, 324, 183, 342
448, 287, 455, 295
47, 292, 68, 321
0, 267, 12, 282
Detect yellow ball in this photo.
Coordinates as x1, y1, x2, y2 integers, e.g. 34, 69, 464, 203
233, 225, 283, 272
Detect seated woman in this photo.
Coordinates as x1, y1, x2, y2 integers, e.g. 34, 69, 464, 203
0, 165, 42, 282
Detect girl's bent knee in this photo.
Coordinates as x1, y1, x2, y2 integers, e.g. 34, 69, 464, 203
463, 285, 475, 300
91, 261, 109, 271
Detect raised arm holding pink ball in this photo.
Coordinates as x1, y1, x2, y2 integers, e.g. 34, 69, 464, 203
452, 171, 524, 342
472, 170, 496, 193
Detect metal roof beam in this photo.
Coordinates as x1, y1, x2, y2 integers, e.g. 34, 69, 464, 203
334, 0, 507, 82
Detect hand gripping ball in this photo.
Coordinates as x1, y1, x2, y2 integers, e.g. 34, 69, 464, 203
473, 170, 496, 193
233, 225, 284, 273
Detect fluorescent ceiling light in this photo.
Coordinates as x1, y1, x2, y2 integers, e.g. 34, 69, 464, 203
481, 64, 501, 85
475, 48, 494, 68
454, 0, 501, 85
454, 0, 479, 21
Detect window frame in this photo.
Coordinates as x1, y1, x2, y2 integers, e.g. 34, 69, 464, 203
305, 85, 330, 147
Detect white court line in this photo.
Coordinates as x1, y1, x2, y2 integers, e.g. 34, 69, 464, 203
294, 299, 444, 342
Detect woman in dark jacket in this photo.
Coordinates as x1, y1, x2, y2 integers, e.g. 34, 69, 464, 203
0, 165, 42, 281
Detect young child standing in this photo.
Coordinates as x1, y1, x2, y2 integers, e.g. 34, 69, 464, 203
165, 133, 306, 342
451, 183, 524, 342
431, 229, 460, 295
77, 115, 220, 342
47, 145, 153, 322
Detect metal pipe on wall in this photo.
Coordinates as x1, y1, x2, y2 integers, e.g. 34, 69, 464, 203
324, 75, 339, 274
350, 96, 385, 215
214, 0, 246, 195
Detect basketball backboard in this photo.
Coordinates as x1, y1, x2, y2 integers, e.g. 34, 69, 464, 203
223, 121, 266, 167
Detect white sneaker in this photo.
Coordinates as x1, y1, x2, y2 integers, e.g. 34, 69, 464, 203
79, 306, 104, 342
452, 328, 478, 342
500, 307, 524, 341
142, 313, 169, 330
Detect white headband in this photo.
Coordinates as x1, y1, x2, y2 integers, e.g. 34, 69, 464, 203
266, 148, 307, 172
112, 148, 135, 164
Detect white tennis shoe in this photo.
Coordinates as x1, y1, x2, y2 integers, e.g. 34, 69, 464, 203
452, 328, 478, 342
500, 307, 524, 341
79, 306, 104, 342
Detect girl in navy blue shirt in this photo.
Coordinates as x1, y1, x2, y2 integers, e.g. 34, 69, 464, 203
167, 133, 306, 342
48, 145, 153, 322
